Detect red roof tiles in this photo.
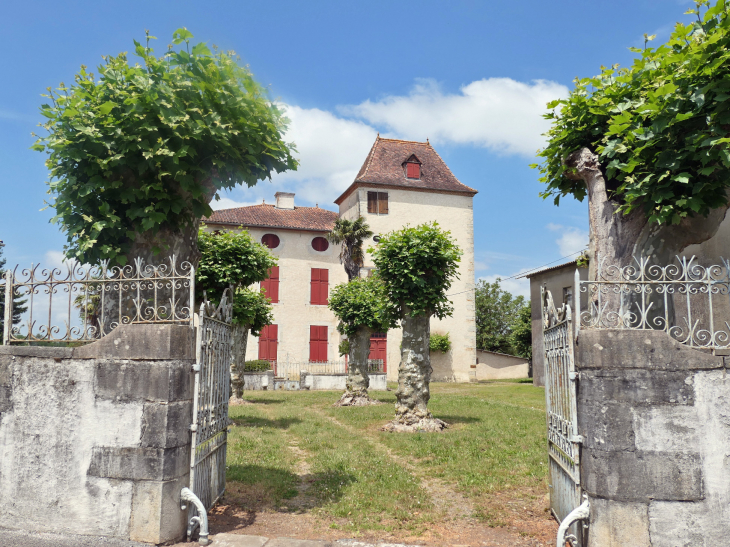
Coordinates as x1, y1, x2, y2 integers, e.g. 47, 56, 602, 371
204, 204, 337, 232
335, 137, 477, 204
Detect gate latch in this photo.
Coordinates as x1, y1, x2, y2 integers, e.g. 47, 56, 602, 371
569, 434, 584, 444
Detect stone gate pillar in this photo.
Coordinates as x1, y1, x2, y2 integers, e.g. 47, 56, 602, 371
577, 329, 730, 546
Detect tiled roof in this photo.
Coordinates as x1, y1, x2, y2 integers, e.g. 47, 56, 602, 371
335, 137, 477, 204
204, 204, 338, 232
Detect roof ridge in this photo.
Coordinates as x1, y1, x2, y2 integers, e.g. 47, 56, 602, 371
377, 137, 429, 145
359, 135, 380, 181
427, 143, 477, 193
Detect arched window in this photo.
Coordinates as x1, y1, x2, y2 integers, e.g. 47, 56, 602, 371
261, 234, 280, 249
311, 237, 329, 252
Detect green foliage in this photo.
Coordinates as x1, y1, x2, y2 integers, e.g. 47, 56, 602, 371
196, 227, 277, 302
327, 216, 373, 281
338, 339, 350, 357
244, 359, 273, 372
196, 227, 276, 330
475, 278, 527, 355
34, 29, 298, 265
232, 287, 274, 333
508, 304, 532, 360
0, 246, 27, 343
328, 277, 395, 337
369, 222, 462, 319
534, 0, 730, 225
429, 332, 451, 353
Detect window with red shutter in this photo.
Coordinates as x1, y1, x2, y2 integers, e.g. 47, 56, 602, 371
406, 162, 420, 179
311, 237, 329, 251
261, 234, 280, 249
258, 324, 278, 362
261, 266, 279, 303
309, 325, 328, 362
310, 268, 329, 305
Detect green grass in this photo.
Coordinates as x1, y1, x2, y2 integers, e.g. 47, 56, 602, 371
225, 382, 547, 533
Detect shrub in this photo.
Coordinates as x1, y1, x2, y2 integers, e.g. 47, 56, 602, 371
430, 333, 451, 353
244, 360, 272, 372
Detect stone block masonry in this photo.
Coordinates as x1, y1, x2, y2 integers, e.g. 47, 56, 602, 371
0, 324, 195, 544
576, 329, 730, 546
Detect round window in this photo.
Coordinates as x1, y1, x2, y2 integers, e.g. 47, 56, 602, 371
311, 237, 329, 252
261, 234, 280, 249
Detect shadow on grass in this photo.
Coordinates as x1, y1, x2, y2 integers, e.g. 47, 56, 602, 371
246, 397, 286, 404
436, 414, 481, 425
212, 464, 357, 533
231, 416, 303, 429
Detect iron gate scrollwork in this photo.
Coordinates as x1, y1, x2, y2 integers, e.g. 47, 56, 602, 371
542, 286, 584, 546
181, 289, 233, 545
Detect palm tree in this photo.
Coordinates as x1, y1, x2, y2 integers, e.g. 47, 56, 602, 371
327, 217, 374, 281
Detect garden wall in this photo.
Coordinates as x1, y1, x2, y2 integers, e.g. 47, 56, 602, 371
243, 371, 387, 391
576, 329, 730, 546
475, 350, 529, 380
0, 324, 194, 544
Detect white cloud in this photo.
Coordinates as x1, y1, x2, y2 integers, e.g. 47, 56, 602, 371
548, 224, 588, 256
478, 272, 531, 300
219, 105, 378, 208
340, 78, 569, 157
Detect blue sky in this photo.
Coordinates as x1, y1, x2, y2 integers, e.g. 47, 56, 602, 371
0, 0, 695, 297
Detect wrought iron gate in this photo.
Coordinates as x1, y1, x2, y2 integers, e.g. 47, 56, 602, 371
182, 291, 233, 544
542, 287, 584, 546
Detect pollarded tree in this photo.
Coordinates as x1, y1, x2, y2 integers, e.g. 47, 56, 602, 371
327, 217, 374, 281
328, 276, 395, 406
371, 222, 462, 432
34, 29, 297, 268
534, 0, 730, 277
196, 227, 277, 397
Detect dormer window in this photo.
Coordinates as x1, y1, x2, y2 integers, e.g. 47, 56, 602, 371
404, 154, 421, 179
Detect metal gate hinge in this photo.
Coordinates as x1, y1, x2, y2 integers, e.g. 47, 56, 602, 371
192, 364, 200, 372
569, 434, 584, 444
190, 424, 198, 432
569, 371, 578, 381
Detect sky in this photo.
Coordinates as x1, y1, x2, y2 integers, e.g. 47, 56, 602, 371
0, 0, 696, 298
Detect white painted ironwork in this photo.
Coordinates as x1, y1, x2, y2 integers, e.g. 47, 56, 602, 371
1, 255, 194, 344
185, 289, 233, 543
542, 287, 584, 547
579, 255, 730, 354
557, 495, 590, 547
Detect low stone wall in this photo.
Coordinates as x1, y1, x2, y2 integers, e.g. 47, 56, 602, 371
0, 324, 194, 544
577, 329, 730, 546
243, 371, 387, 391
475, 350, 529, 380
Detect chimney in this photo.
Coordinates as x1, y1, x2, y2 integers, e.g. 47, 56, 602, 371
275, 192, 295, 210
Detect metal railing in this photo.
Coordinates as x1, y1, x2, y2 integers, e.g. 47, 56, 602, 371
273, 359, 385, 381
2, 255, 194, 344
578, 255, 730, 353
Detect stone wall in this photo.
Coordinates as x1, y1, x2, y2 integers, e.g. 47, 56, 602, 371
576, 329, 730, 546
0, 324, 195, 544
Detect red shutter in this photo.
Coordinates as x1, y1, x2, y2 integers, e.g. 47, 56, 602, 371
407, 163, 420, 179
310, 268, 329, 305
258, 324, 278, 362
261, 266, 280, 303
309, 325, 328, 362
369, 335, 387, 372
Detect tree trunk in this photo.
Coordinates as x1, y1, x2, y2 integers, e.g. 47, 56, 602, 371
565, 147, 730, 327
564, 147, 730, 277
382, 312, 447, 432
231, 324, 249, 400
335, 326, 378, 406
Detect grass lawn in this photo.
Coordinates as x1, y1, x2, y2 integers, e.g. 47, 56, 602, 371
225, 381, 549, 538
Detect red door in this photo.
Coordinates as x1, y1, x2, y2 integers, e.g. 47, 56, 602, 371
258, 324, 278, 363
309, 325, 328, 362
369, 332, 387, 372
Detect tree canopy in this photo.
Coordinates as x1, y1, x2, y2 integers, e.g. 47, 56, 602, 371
328, 277, 394, 337
327, 217, 373, 281
534, 0, 730, 226
475, 278, 528, 356
34, 28, 298, 265
195, 226, 276, 303
369, 223, 461, 319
